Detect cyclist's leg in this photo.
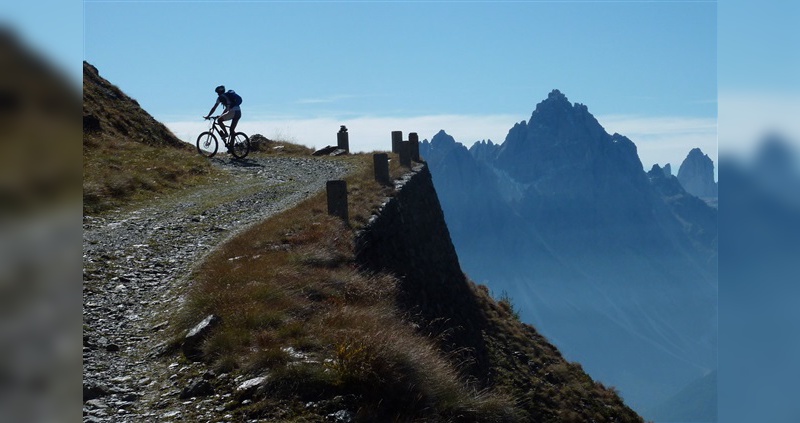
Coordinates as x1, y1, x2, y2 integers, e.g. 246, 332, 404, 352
218, 110, 235, 137
215, 117, 227, 137
230, 110, 242, 134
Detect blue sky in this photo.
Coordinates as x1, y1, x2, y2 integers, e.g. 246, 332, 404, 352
76, 0, 718, 172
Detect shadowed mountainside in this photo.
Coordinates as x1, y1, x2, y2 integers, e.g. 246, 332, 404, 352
354, 164, 643, 422
1, 29, 81, 214
419, 90, 717, 420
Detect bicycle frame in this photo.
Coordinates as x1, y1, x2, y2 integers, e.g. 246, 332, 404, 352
206, 116, 230, 143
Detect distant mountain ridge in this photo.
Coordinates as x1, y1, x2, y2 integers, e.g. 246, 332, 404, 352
420, 90, 718, 421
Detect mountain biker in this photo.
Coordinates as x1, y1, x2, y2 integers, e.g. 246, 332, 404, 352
204, 85, 241, 145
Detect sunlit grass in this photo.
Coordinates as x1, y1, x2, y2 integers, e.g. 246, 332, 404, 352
82, 134, 215, 214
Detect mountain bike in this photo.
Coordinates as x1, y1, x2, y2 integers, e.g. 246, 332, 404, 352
196, 116, 251, 159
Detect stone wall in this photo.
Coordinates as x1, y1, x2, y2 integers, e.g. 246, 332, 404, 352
354, 163, 491, 382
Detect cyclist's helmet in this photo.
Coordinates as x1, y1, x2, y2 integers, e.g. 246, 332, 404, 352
215, 85, 225, 94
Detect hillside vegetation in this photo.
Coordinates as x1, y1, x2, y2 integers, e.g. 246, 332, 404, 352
165, 153, 642, 422
168, 155, 518, 421
83, 62, 643, 422
82, 61, 217, 214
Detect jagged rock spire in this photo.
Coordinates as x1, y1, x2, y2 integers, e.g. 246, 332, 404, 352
677, 148, 718, 198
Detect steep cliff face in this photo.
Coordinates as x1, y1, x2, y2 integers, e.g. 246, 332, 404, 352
355, 163, 643, 422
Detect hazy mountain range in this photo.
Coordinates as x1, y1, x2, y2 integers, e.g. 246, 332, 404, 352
420, 90, 718, 421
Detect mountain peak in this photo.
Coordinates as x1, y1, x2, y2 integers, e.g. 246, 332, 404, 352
534, 89, 572, 112
83, 61, 186, 149
686, 148, 709, 160
677, 148, 718, 199
495, 90, 633, 185
547, 88, 568, 102
529, 89, 595, 125
754, 132, 795, 176
430, 129, 457, 147
536, 89, 592, 112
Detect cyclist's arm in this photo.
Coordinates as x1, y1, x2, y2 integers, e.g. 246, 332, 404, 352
205, 98, 222, 118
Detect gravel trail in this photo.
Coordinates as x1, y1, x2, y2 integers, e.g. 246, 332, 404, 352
82, 156, 349, 422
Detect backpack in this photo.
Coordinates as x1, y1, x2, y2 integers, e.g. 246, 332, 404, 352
225, 90, 242, 107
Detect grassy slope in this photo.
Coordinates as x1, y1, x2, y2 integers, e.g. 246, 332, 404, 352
171, 153, 643, 423
171, 154, 520, 421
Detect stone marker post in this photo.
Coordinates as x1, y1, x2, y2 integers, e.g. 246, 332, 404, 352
326, 180, 348, 223
399, 141, 411, 167
337, 125, 349, 153
373, 153, 391, 186
391, 131, 403, 153
409, 132, 420, 162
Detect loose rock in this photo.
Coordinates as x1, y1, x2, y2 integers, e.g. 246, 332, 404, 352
182, 314, 222, 362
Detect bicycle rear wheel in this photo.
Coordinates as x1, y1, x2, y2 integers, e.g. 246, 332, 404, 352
230, 132, 251, 159
196, 131, 218, 158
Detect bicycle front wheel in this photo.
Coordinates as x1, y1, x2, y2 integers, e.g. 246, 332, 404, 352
230, 132, 251, 159
196, 131, 218, 158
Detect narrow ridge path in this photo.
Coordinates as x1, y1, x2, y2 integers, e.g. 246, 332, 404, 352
82, 156, 349, 422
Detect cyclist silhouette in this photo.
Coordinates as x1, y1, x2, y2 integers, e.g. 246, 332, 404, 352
204, 85, 242, 144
